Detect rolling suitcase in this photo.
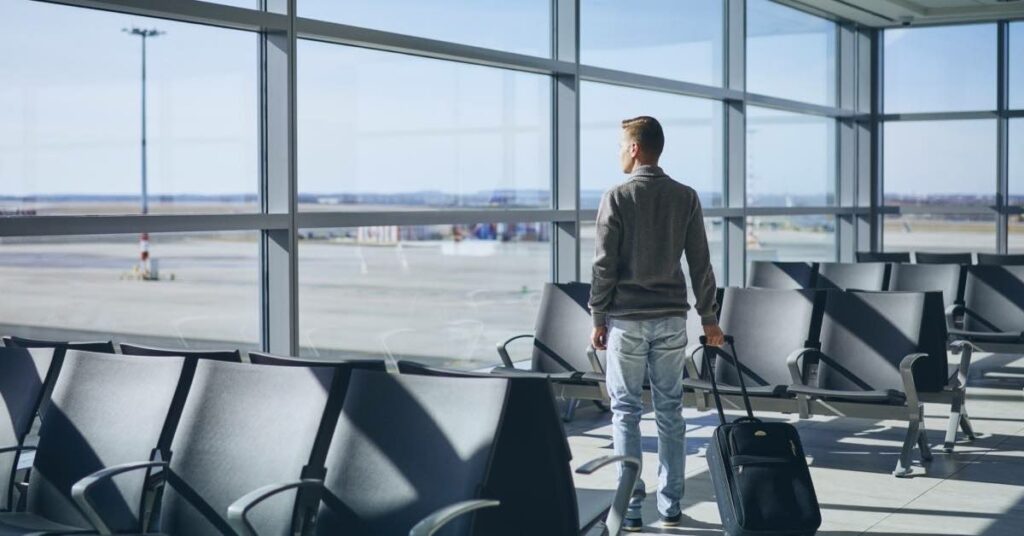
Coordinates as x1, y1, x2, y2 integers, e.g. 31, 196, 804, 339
701, 335, 821, 536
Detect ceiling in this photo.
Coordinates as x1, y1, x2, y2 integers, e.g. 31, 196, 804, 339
779, 0, 1024, 27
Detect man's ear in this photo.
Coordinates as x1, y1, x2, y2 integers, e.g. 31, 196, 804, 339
629, 142, 640, 158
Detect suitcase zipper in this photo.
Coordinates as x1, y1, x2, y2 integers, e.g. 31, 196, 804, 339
790, 440, 797, 457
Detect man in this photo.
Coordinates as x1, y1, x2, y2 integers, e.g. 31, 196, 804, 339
589, 116, 723, 531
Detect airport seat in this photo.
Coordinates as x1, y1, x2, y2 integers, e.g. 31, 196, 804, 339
74, 360, 337, 536
787, 291, 968, 477
230, 367, 638, 535
948, 265, 1024, 349
0, 348, 60, 512
493, 283, 607, 420
248, 351, 387, 371
398, 359, 633, 534
888, 263, 964, 326
816, 262, 889, 291
682, 288, 824, 415
915, 251, 973, 265
1, 337, 116, 421
0, 351, 185, 535
856, 251, 910, 263
976, 253, 1024, 266
746, 261, 818, 289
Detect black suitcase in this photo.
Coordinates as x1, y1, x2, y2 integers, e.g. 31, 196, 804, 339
701, 335, 821, 536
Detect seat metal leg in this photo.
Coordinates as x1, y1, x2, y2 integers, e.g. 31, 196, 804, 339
563, 398, 580, 422
918, 428, 933, 462
960, 403, 976, 441
895, 405, 926, 478
943, 391, 965, 452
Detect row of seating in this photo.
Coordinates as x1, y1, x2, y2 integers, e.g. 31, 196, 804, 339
748, 262, 1024, 349
0, 338, 640, 536
499, 283, 978, 477
856, 251, 1024, 265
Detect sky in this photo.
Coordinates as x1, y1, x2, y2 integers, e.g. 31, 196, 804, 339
0, 0, 1020, 205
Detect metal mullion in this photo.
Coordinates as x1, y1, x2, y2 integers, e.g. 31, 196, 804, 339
297, 210, 575, 230
881, 111, 999, 121
873, 27, 884, 252
552, 0, 580, 284
37, 0, 287, 32
260, 0, 298, 356
998, 21, 1010, 254
882, 205, 1000, 215
836, 24, 856, 261
296, 18, 571, 76
743, 92, 861, 119
0, 214, 286, 238
725, 0, 746, 287
578, 65, 742, 101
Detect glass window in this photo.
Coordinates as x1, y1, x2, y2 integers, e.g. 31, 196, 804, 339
297, 42, 551, 211
1013, 23, 1024, 110
884, 24, 996, 113
883, 120, 996, 207
0, 232, 260, 350
747, 216, 836, 263
885, 214, 995, 254
579, 82, 723, 210
297, 0, 550, 58
746, 106, 835, 207
298, 223, 550, 368
579, 219, 725, 285
0, 0, 259, 216
746, 0, 836, 106
580, 0, 723, 86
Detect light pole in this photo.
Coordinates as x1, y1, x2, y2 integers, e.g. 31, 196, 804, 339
124, 27, 163, 279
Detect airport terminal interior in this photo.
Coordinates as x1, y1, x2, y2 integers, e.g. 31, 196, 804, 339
2, 0, 1024, 534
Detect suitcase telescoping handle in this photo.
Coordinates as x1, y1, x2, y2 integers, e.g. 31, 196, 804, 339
698, 335, 756, 425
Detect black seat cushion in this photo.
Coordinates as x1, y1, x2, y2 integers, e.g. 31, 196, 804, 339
787, 385, 905, 404
681, 378, 788, 398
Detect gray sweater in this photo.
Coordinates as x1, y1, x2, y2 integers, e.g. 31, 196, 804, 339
589, 165, 719, 328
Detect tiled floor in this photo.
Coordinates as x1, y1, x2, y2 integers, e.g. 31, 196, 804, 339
568, 351, 1024, 535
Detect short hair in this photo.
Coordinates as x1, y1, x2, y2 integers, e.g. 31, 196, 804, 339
621, 116, 665, 158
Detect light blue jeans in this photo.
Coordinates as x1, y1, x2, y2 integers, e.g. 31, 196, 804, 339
606, 315, 687, 520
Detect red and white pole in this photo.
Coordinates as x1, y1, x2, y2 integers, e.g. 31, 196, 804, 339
140, 232, 151, 276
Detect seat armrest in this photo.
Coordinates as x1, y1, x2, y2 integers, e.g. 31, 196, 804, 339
576, 455, 641, 536
587, 345, 605, 375
496, 334, 534, 368
227, 479, 326, 536
786, 348, 818, 418
72, 460, 169, 535
785, 348, 818, 386
947, 328, 1024, 343
948, 340, 979, 388
409, 499, 501, 536
899, 353, 929, 410
683, 345, 702, 380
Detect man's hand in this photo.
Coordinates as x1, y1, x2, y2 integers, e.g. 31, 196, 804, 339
591, 326, 608, 350
703, 324, 725, 347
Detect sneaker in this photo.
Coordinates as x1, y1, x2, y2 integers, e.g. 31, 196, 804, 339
660, 513, 682, 526
622, 517, 644, 532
